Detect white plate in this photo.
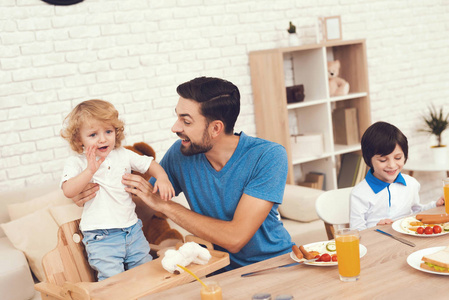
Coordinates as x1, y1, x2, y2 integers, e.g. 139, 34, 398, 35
407, 246, 449, 275
290, 241, 367, 266
392, 218, 449, 237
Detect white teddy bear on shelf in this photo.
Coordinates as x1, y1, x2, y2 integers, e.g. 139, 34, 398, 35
328, 60, 350, 97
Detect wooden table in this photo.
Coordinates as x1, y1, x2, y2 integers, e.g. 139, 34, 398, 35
140, 206, 449, 300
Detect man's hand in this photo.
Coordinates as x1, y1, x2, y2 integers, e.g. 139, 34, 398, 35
71, 183, 99, 207
122, 173, 162, 210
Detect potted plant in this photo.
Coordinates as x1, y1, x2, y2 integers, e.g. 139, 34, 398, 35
287, 21, 296, 34
420, 105, 449, 163
287, 21, 300, 46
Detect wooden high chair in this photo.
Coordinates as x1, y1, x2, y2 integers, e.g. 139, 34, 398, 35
34, 219, 229, 300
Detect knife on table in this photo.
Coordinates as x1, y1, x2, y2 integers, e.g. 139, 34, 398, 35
375, 229, 415, 247
241, 258, 318, 277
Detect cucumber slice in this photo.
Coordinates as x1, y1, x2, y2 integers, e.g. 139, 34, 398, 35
326, 242, 336, 252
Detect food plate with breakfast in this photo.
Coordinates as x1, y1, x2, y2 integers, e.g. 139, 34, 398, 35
407, 246, 449, 275
392, 215, 449, 237
290, 241, 367, 266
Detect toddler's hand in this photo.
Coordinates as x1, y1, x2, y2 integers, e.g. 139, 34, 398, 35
85, 145, 105, 174
436, 196, 445, 207
153, 178, 175, 201
377, 219, 394, 225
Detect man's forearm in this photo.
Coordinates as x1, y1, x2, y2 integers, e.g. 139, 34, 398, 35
160, 201, 244, 253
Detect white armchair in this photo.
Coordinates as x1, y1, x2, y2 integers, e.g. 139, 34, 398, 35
279, 184, 328, 245
315, 187, 352, 240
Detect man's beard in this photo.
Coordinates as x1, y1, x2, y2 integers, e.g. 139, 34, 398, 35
178, 130, 212, 156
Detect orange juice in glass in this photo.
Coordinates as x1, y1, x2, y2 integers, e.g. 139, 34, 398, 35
200, 281, 222, 300
443, 179, 449, 214
335, 228, 360, 282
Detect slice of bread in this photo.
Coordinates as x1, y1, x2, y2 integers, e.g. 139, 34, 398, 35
420, 246, 449, 272
420, 262, 449, 273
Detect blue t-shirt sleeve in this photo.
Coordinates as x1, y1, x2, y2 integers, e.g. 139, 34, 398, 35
243, 144, 288, 204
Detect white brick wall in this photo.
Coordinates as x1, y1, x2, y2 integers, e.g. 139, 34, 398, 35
1, 0, 449, 203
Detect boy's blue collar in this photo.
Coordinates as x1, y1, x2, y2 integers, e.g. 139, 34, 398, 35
365, 169, 407, 194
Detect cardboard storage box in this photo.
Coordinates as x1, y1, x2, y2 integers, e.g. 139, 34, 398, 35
332, 107, 359, 145
290, 133, 324, 159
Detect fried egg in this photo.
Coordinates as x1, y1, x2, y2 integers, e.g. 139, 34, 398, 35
400, 216, 422, 234
305, 242, 329, 254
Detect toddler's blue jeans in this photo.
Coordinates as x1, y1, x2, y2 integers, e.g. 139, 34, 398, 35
82, 219, 152, 281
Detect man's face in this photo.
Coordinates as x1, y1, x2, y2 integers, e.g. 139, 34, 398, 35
172, 97, 213, 156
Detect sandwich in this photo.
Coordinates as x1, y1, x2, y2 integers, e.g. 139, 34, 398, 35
420, 246, 449, 273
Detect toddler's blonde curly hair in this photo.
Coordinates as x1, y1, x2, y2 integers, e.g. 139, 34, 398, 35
61, 99, 125, 154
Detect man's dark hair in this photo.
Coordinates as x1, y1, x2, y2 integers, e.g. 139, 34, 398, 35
361, 121, 408, 168
176, 77, 240, 134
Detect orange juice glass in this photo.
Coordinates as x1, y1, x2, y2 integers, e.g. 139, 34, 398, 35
335, 228, 360, 282
443, 179, 449, 214
200, 281, 222, 300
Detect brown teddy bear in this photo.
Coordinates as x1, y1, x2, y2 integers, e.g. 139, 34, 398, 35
328, 60, 350, 97
124, 142, 184, 249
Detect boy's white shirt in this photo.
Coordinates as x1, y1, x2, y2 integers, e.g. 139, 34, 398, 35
350, 173, 436, 231
61, 147, 153, 231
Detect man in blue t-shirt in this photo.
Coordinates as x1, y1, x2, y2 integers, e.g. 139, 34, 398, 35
76, 77, 294, 271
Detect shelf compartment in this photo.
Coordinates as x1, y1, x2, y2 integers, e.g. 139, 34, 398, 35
293, 157, 336, 190
326, 42, 369, 95
332, 96, 370, 142
287, 48, 328, 102
289, 103, 332, 156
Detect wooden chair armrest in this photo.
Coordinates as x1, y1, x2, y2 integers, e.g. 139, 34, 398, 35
62, 282, 90, 300
34, 282, 65, 300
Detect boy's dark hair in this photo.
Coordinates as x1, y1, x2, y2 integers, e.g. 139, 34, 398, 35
176, 77, 240, 134
361, 121, 408, 168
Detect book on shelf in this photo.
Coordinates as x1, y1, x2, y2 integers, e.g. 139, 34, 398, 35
355, 160, 368, 185
298, 182, 318, 189
338, 153, 367, 188
298, 172, 325, 190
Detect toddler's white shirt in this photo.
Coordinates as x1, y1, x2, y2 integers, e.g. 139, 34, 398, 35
61, 147, 153, 231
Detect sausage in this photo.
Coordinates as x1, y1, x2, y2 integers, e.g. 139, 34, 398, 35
299, 245, 314, 260
292, 245, 303, 259
415, 214, 449, 224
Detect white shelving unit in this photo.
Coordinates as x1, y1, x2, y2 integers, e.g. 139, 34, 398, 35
249, 39, 371, 190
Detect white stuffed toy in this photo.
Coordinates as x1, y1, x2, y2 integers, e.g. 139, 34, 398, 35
328, 60, 350, 97
161, 242, 212, 274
